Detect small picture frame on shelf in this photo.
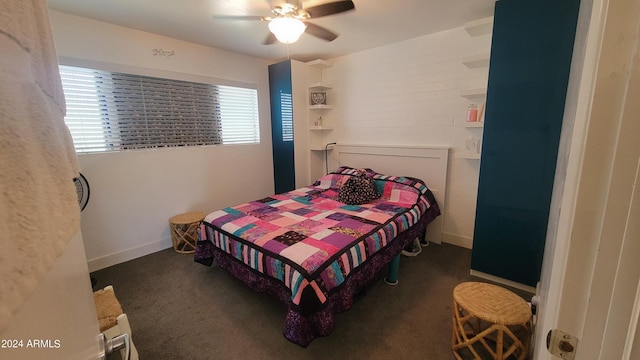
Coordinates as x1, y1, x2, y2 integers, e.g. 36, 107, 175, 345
310, 92, 327, 105
466, 138, 481, 153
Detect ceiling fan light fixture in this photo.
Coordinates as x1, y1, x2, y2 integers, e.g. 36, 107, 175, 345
268, 17, 306, 44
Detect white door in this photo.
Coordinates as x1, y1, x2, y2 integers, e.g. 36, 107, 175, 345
533, 0, 640, 358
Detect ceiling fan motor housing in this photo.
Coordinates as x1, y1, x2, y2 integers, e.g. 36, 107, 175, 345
214, 0, 355, 44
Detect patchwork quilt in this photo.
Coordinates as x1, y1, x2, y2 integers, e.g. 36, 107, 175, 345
196, 167, 437, 317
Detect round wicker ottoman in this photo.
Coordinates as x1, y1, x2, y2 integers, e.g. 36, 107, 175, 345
169, 211, 206, 254
452, 282, 532, 360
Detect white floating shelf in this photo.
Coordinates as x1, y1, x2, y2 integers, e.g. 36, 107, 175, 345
464, 17, 494, 37
462, 54, 490, 68
310, 126, 334, 131
306, 59, 333, 69
310, 146, 335, 151
309, 104, 333, 110
309, 82, 333, 90
461, 122, 484, 128
455, 152, 481, 159
459, 88, 487, 99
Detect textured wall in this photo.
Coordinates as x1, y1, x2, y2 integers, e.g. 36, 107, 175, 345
325, 25, 492, 248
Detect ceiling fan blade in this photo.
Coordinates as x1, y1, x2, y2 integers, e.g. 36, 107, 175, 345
305, 0, 355, 18
263, 32, 277, 45
212, 15, 267, 21
304, 22, 339, 42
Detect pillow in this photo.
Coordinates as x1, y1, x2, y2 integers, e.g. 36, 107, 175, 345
335, 175, 381, 205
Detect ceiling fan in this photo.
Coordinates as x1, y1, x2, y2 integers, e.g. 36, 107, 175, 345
213, 0, 355, 45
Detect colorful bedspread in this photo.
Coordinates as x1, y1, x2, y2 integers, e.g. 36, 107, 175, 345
196, 167, 437, 319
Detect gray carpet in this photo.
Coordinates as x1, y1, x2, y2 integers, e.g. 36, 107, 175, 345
91, 243, 532, 360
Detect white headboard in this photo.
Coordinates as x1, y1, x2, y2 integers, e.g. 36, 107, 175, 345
336, 144, 449, 244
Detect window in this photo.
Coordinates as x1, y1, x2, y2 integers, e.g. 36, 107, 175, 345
60, 65, 259, 153
280, 91, 294, 142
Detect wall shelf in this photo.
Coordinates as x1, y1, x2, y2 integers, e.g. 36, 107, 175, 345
309, 82, 333, 91
461, 122, 484, 128
464, 17, 494, 37
462, 54, 490, 68
460, 88, 487, 99
455, 152, 481, 159
306, 59, 333, 69
459, 40, 488, 161
309, 104, 333, 110
307, 59, 336, 181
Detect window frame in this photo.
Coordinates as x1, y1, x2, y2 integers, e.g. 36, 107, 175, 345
58, 58, 261, 154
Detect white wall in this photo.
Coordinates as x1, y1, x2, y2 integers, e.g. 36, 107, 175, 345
48, 10, 491, 266
325, 26, 492, 248
49, 11, 274, 271
291, 60, 312, 188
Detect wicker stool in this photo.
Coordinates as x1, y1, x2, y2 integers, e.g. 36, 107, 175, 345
169, 211, 206, 253
452, 282, 532, 360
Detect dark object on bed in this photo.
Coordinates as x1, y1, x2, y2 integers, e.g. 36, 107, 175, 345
335, 168, 381, 205
194, 166, 440, 346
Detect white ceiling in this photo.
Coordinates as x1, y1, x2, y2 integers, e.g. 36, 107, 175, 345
47, 0, 495, 62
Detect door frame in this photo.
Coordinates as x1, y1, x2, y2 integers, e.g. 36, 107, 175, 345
534, 0, 640, 358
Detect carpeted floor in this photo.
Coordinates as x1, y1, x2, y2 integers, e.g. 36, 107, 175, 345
91, 242, 532, 360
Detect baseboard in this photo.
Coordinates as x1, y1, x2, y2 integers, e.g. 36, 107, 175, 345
442, 232, 473, 249
470, 269, 537, 294
87, 238, 172, 272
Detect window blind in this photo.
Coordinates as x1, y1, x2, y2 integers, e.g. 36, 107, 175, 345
60, 65, 259, 153
280, 91, 294, 142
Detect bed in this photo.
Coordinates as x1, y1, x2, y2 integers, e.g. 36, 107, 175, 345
194, 145, 449, 346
